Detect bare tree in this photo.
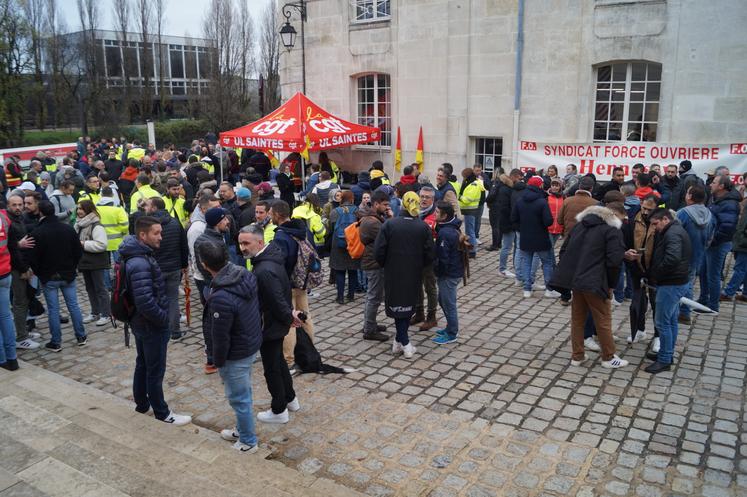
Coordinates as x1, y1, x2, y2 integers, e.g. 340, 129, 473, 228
21, 0, 46, 128
154, 0, 168, 118
237, 0, 255, 99
45, 0, 71, 127
135, 0, 153, 120
259, 0, 280, 114
113, 0, 133, 123
0, 0, 32, 145
76, 0, 101, 134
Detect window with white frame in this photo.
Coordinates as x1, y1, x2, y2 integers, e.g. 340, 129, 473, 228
473, 138, 503, 175
594, 62, 660, 142
354, 0, 390, 22
356, 73, 391, 147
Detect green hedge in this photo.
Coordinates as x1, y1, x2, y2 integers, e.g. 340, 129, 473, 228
18, 119, 211, 149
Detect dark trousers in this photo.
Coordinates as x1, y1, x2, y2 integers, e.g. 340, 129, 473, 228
488, 209, 501, 248
196, 278, 213, 364
395, 317, 411, 346
335, 270, 357, 300
260, 338, 296, 414
133, 328, 171, 420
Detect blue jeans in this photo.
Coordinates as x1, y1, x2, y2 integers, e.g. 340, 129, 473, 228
437, 277, 460, 338
723, 251, 747, 297
42, 279, 86, 345
133, 327, 171, 420
520, 250, 554, 291
499, 232, 516, 273
613, 264, 626, 303
680, 267, 700, 319
655, 283, 688, 365
335, 270, 358, 300
219, 354, 258, 446
0, 274, 17, 363
463, 215, 477, 255
704, 242, 732, 311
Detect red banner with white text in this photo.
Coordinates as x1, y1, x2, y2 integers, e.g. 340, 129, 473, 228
517, 141, 747, 183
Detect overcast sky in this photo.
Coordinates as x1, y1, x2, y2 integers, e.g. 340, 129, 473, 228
58, 0, 271, 38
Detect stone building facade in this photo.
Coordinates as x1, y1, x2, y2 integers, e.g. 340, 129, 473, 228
279, 0, 747, 178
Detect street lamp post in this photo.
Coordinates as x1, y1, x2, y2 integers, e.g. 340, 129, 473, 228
280, 0, 307, 94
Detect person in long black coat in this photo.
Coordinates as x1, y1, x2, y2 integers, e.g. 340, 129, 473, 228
374, 192, 434, 360
511, 177, 554, 295
276, 163, 296, 209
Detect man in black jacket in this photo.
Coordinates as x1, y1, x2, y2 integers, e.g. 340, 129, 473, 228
28, 201, 87, 352
497, 169, 524, 278
239, 224, 303, 425
235, 187, 255, 228
550, 204, 628, 369
644, 209, 692, 374
145, 197, 189, 341
197, 239, 262, 452
119, 217, 191, 426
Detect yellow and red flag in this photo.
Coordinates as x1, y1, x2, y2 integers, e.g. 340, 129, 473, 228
415, 126, 424, 171
394, 127, 402, 172
300, 135, 311, 162
266, 150, 280, 168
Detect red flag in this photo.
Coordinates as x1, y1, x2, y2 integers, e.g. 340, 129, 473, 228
415, 126, 424, 171
395, 127, 402, 172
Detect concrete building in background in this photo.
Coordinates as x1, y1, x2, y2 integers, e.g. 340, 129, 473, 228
279, 0, 747, 178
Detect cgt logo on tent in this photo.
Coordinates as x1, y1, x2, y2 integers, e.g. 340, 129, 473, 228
308, 117, 351, 134
252, 118, 297, 136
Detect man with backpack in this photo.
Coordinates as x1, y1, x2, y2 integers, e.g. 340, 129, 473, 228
269, 200, 318, 366
117, 216, 192, 426
358, 190, 392, 341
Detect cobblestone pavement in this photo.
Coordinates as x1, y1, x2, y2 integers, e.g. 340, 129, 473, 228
19, 236, 747, 497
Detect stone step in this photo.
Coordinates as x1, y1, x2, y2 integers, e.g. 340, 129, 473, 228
0, 363, 363, 497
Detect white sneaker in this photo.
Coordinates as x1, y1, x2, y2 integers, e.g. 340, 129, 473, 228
306, 290, 320, 298
584, 337, 601, 352
500, 270, 516, 278
532, 283, 546, 291
402, 343, 416, 359
221, 428, 239, 441
392, 339, 403, 355
16, 338, 40, 350
257, 409, 289, 424
570, 356, 587, 367
601, 355, 629, 369
613, 299, 623, 306
651, 337, 661, 353
180, 314, 187, 324
514, 279, 524, 287
627, 330, 646, 343
95, 317, 109, 327
287, 397, 301, 412
522, 290, 532, 298
28, 332, 41, 340
82, 314, 98, 324
476, 238, 482, 245
162, 412, 192, 426
544, 290, 561, 298
232, 441, 258, 453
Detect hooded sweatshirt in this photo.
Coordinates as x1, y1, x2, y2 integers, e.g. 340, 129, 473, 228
50, 189, 76, 223
273, 218, 309, 277
676, 203, 715, 272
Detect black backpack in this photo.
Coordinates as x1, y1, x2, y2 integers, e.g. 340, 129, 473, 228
110, 256, 135, 324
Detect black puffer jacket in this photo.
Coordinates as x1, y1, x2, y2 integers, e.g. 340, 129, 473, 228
152, 210, 189, 273
119, 235, 169, 332
489, 175, 515, 233
251, 243, 293, 341
205, 263, 263, 368
649, 219, 692, 286
29, 215, 82, 284
550, 205, 625, 299
511, 185, 552, 252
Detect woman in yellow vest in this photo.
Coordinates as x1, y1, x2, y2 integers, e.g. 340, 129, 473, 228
292, 193, 326, 247
458, 167, 484, 258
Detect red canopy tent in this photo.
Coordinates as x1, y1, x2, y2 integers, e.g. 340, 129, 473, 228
219, 92, 380, 184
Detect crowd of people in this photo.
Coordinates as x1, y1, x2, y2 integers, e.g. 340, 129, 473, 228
0, 134, 745, 452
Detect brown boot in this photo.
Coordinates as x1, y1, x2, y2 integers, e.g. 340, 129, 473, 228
410, 308, 425, 325
419, 311, 438, 331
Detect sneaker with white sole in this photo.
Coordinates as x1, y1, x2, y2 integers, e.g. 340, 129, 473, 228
613, 299, 623, 306
514, 279, 524, 287
16, 339, 40, 350
584, 337, 601, 352
82, 314, 98, 324
162, 412, 192, 426
601, 355, 629, 369
95, 317, 110, 327
287, 397, 301, 412
544, 290, 561, 298
522, 290, 532, 298
627, 330, 646, 343
651, 337, 661, 353
28, 332, 41, 340
570, 356, 587, 367
233, 441, 258, 453
499, 270, 516, 278
180, 314, 187, 324
392, 339, 403, 355
221, 428, 239, 441
402, 343, 416, 359
257, 409, 289, 424
532, 283, 546, 291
